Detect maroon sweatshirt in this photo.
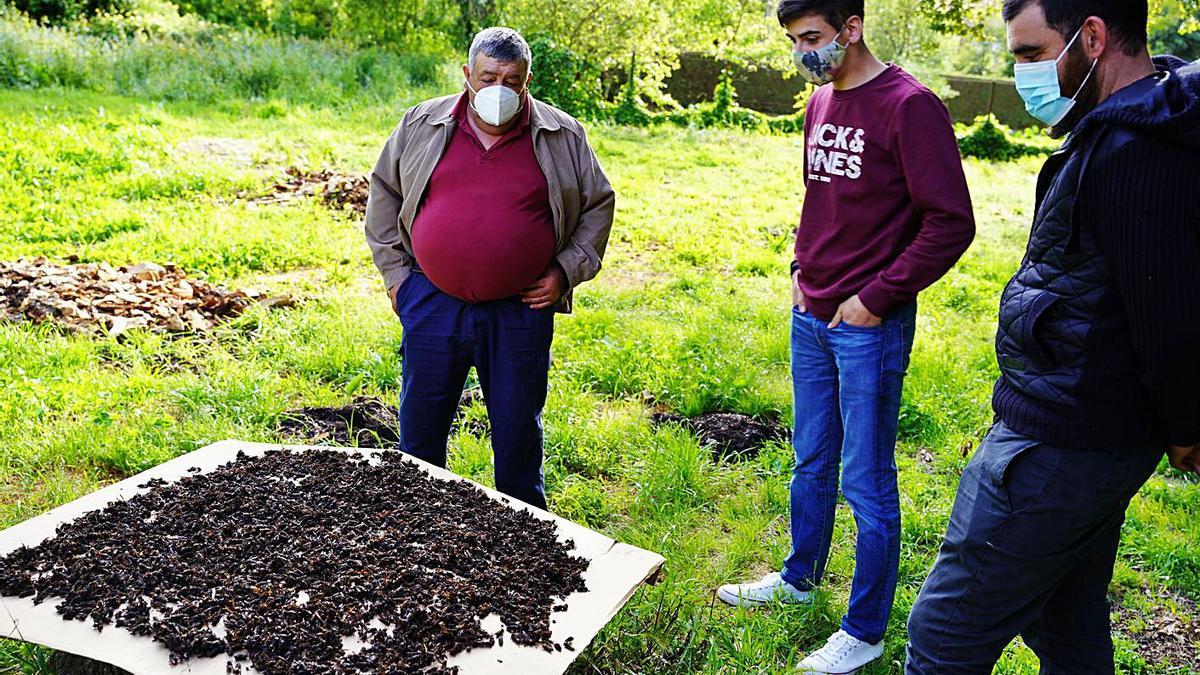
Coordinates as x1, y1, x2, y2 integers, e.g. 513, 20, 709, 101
795, 65, 975, 320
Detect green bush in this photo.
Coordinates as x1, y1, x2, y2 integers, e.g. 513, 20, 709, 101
172, 0, 267, 29
956, 115, 1055, 161
691, 71, 765, 132
270, 0, 335, 40
655, 71, 802, 135
527, 34, 605, 119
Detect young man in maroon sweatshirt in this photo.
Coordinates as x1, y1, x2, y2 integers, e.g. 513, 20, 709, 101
716, 1, 975, 672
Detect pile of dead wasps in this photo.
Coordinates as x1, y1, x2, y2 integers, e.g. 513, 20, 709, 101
0, 450, 590, 674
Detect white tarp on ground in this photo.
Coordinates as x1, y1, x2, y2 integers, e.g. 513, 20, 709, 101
0, 440, 665, 675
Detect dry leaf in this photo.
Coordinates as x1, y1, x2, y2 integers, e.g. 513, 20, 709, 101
0, 258, 293, 336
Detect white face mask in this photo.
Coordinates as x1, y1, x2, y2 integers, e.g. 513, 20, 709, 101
465, 78, 524, 127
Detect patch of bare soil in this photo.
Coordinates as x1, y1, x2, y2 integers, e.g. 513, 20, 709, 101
175, 137, 258, 169
242, 167, 368, 215
278, 391, 488, 448
651, 411, 789, 461
1114, 589, 1200, 668
0, 258, 292, 337
277, 397, 399, 448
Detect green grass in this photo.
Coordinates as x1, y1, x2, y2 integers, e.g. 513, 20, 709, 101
0, 85, 1196, 675
0, 5, 449, 109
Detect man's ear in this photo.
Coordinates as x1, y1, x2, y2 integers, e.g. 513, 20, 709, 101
845, 15, 865, 45
462, 64, 471, 82
1081, 15, 1108, 60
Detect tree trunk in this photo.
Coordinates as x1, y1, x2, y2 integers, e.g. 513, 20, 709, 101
457, 0, 499, 47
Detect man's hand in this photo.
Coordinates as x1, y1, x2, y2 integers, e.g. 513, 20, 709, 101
388, 283, 401, 307
829, 294, 882, 329
1168, 444, 1200, 476
521, 265, 567, 310
792, 270, 806, 312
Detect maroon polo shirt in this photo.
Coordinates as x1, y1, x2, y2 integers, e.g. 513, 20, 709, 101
411, 92, 556, 303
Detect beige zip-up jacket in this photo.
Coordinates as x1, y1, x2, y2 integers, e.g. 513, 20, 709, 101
364, 93, 616, 313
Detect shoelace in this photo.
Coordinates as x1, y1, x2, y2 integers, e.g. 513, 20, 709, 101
750, 574, 782, 591
821, 632, 857, 663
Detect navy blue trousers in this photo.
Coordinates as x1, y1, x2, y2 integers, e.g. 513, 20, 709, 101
393, 271, 554, 509
906, 422, 1162, 674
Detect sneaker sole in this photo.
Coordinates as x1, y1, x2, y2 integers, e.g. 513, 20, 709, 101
716, 587, 811, 608
795, 652, 882, 674
716, 587, 770, 607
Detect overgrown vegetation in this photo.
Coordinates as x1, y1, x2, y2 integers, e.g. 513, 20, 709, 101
0, 3, 447, 107
956, 115, 1057, 161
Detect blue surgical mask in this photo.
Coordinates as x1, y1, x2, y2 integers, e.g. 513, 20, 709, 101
1013, 25, 1098, 127
793, 26, 849, 86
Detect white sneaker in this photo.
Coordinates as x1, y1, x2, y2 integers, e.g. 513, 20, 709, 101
716, 572, 812, 607
795, 629, 884, 674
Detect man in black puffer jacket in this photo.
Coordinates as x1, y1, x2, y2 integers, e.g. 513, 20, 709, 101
906, 1, 1200, 673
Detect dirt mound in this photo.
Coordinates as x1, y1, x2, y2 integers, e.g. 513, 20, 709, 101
0, 258, 292, 337
651, 411, 789, 460
455, 387, 490, 437
277, 397, 399, 448
244, 167, 368, 215
278, 391, 487, 448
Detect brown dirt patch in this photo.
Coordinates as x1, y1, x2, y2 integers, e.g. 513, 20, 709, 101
277, 397, 399, 448
175, 136, 257, 169
916, 447, 936, 474
0, 258, 293, 337
277, 391, 487, 448
1114, 589, 1200, 668
651, 411, 789, 461
243, 167, 368, 215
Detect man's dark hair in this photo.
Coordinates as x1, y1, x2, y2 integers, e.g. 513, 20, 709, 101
777, 0, 864, 29
1002, 0, 1148, 56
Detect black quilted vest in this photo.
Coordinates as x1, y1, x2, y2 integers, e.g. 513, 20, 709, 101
991, 125, 1160, 453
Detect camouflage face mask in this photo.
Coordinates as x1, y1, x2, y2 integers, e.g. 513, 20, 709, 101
793, 26, 849, 86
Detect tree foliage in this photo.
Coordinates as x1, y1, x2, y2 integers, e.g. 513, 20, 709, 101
11, 0, 129, 23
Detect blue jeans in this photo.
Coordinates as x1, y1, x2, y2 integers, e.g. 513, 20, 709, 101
393, 271, 554, 509
905, 422, 1161, 674
782, 302, 916, 645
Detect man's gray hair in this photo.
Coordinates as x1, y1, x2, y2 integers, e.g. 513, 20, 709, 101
467, 27, 533, 74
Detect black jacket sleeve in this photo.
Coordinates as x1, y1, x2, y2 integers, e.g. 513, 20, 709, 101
1087, 131, 1200, 447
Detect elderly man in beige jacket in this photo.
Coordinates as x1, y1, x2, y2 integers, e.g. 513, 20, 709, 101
365, 27, 615, 509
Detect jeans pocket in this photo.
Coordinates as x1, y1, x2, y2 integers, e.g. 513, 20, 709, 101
837, 320, 884, 331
